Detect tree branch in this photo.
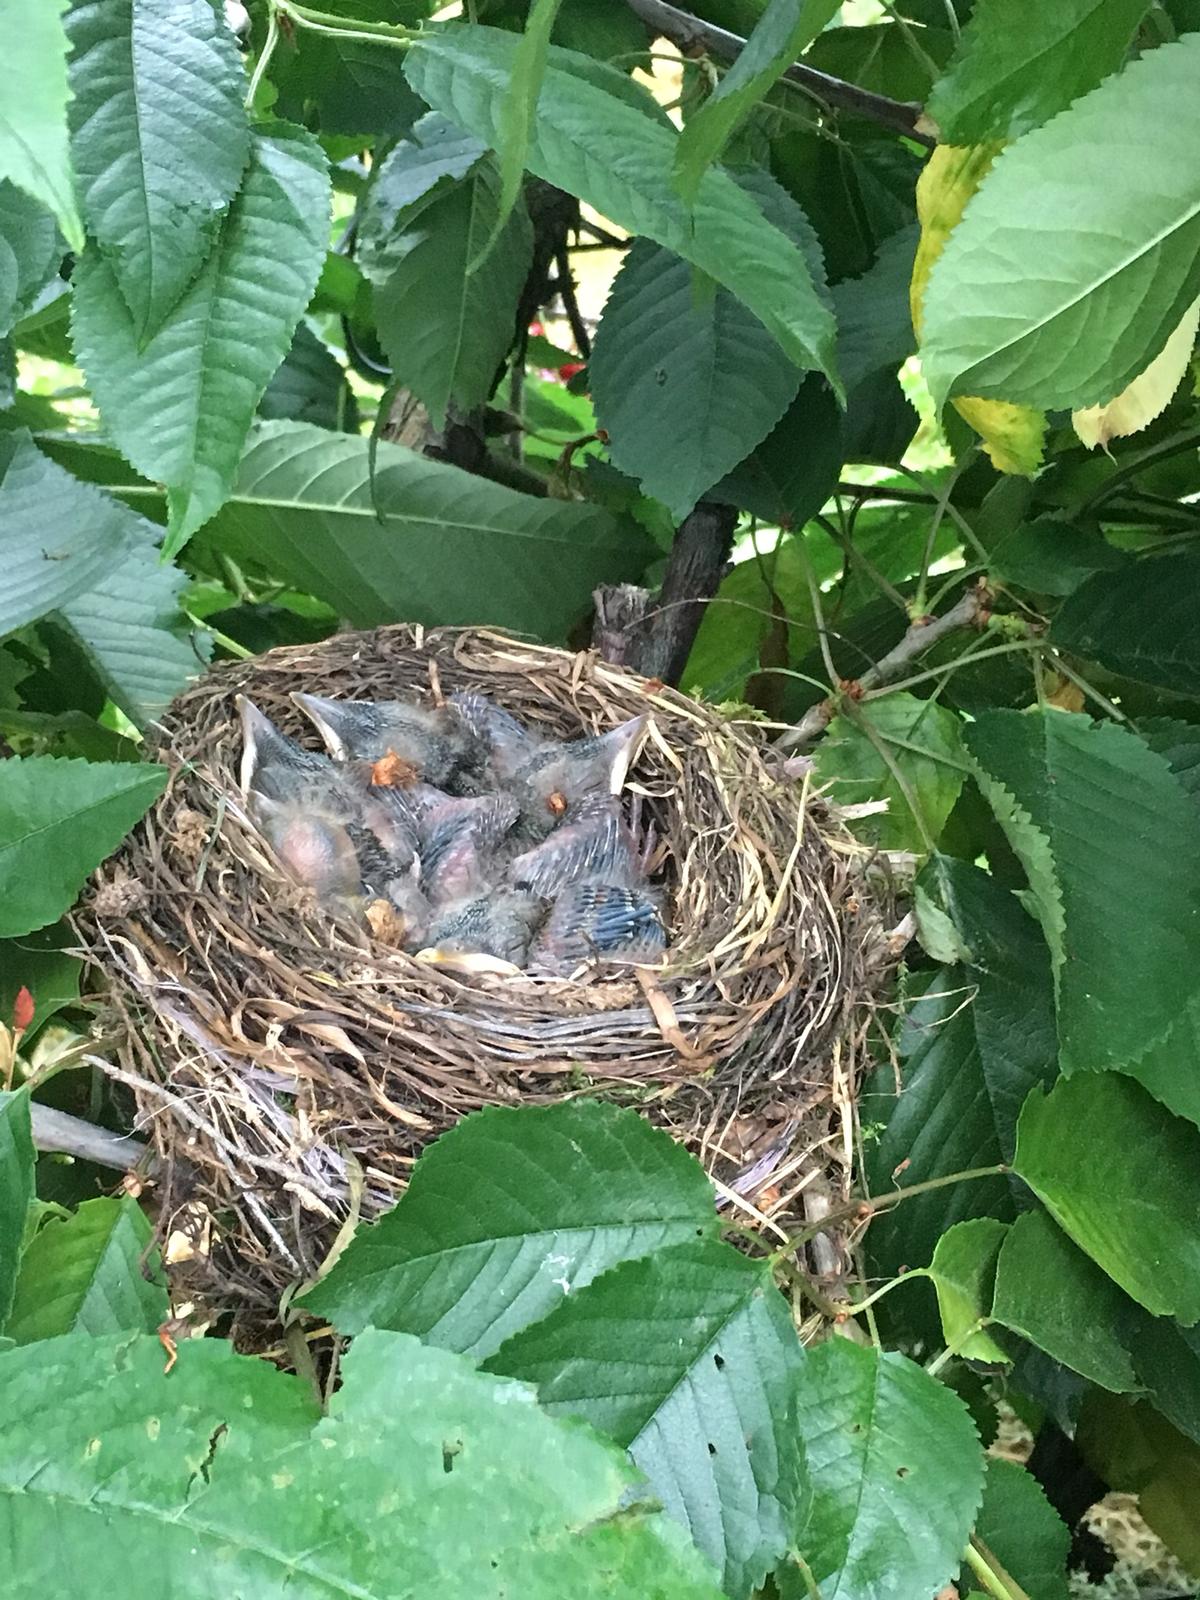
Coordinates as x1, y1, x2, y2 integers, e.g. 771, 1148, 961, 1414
623, 0, 936, 146
30, 1102, 154, 1173
593, 500, 737, 684
776, 581, 990, 751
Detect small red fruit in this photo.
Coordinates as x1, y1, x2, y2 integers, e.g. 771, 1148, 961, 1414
557, 361, 585, 381
12, 986, 33, 1032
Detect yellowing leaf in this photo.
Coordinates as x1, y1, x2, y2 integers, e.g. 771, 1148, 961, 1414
1073, 296, 1200, 449
912, 145, 1046, 475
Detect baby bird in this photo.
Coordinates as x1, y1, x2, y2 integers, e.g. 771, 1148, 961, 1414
530, 881, 667, 971
422, 888, 547, 966
252, 795, 365, 903
450, 691, 543, 782
418, 792, 519, 904
507, 715, 648, 842
292, 692, 479, 789
239, 696, 353, 810
506, 795, 642, 898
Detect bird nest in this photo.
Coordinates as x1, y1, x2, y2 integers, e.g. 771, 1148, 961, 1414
76, 625, 883, 1315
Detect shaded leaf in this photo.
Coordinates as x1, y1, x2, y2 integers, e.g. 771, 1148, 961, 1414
66, 0, 250, 339
710, 371, 843, 528
489, 1239, 807, 1600
195, 420, 652, 642
0, 755, 167, 938
258, 322, 359, 432
1014, 1073, 1200, 1323
988, 518, 1127, 598
0, 1328, 724, 1599
921, 35, 1200, 415
968, 1458, 1070, 1600
791, 1341, 984, 1600
373, 159, 532, 427
813, 692, 966, 853
1053, 552, 1200, 697
1128, 1314, 1200, 1447
674, 0, 840, 204
0, 923, 80, 1038
0, 0, 83, 250
831, 223, 917, 392
72, 122, 330, 556
0, 180, 59, 339
927, 0, 1151, 144
0, 1089, 34, 1330
965, 709, 1200, 1076
591, 238, 804, 519
6, 1196, 167, 1344
1077, 1392, 1200, 1575
301, 1102, 718, 1360
405, 25, 840, 383
991, 1209, 1141, 1392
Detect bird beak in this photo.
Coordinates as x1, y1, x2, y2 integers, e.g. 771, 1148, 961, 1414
237, 695, 277, 798
292, 692, 354, 759
599, 715, 649, 793
413, 948, 522, 977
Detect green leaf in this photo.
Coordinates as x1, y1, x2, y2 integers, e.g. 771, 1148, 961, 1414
0, 1329, 724, 1600
301, 1102, 718, 1359
373, 159, 533, 427
864, 865, 1057, 1326
988, 517, 1127, 598
6, 1196, 166, 1344
710, 373, 843, 527
791, 1341, 984, 1600
926, 1219, 1010, 1363
0, 923, 80, 1038
0, 1089, 34, 1330
831, 224, 918, 392
965, 709, 1200, 1075
673, 0, 840, 205
590, 239, 804, 519
927, 0, 1150, 144
0, 430, 203, 724
404, 26, 840, 385
1076, 1392, 1200, 1576
488, 1239, 807, 1600
0, 754, 167, 938
194, 420, 652, 642
0, 180, 59, 339
813, 693, 966, 853
991, 1209, 1140, 1391
0, 0, 83, 251
969, 1459, 1070, 1600
1127, 1314, 1200, 1447
921, 34, 1200, 414
258, 321, 359, 432
71, 121, 331, 557
357, 111, 487, 280
483, 0, 565, 269
66, 0, 250, 339
1053, 552, 1200, 696
1014, 1073, 1200, 1323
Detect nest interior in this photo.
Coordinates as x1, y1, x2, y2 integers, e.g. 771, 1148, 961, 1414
77, 625, 880, 1310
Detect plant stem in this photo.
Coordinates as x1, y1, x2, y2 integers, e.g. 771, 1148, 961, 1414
769, 1164, 1009, 1265
964, 1538, 1033, 1600
622, 0, 935, 144
245, 1, 280, 109
274, 0, 415, 48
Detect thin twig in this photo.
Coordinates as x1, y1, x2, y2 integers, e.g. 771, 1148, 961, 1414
623, 0, 936, 145
30, 1103, 154, 1173
776, 581, 991, 751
